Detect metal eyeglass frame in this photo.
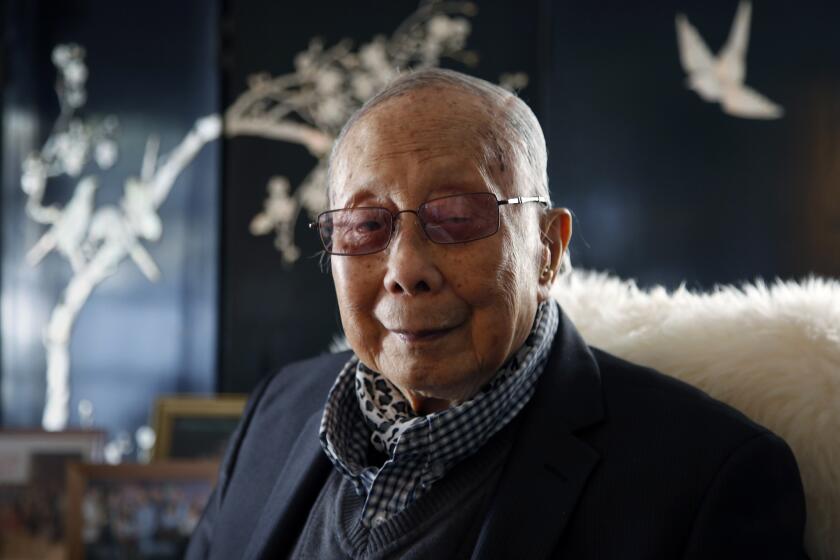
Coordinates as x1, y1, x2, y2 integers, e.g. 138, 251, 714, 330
308, 193, 550, 256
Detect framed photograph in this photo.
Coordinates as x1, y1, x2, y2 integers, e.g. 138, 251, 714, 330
151, 396, 247, 460
0, 430, 105, 560
65, 461, 218, 560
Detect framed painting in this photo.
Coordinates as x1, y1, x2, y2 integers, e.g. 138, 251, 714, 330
151, 396, 247, 460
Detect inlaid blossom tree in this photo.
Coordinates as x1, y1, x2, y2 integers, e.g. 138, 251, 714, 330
22, 44, 220, 430
230, 0, 485, 263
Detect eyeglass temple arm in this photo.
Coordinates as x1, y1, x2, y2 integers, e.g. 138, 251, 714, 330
498, 196, 549, 206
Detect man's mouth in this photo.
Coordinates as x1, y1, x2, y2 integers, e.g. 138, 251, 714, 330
390, 326, 457, 343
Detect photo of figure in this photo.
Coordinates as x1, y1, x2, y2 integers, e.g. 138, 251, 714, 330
65, 461, 217, 560
0, 431, 104, 560
81, 481, 209, 559
0, 453, 79, 559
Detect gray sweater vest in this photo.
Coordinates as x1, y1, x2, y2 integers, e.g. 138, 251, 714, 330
289, 418, 518, 559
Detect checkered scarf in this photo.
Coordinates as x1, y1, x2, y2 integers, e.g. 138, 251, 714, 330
319, 300, 559, 527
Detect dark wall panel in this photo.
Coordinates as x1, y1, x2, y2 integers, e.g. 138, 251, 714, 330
1, 0, 221, 432
547, 1, 840, 288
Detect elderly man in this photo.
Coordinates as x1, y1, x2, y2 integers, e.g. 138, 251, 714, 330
187, 69, 807, 559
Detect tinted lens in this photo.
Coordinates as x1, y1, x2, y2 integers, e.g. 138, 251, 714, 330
318, 207, 392, 255
419, 193, 499, 243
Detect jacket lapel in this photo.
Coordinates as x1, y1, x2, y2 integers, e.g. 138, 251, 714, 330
243, 410, 332, 560
473, 310, 605, 560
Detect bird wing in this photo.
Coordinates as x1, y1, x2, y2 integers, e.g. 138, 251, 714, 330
26, 230, 57, 267
141, 135, 160, 183
57, 178, 97, 242
718, 1, 752, 85
675, 14, 716, 75
721, 84, 784, 119
127, 241, 161, 282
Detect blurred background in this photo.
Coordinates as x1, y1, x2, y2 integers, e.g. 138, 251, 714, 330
0, 0, 838, 523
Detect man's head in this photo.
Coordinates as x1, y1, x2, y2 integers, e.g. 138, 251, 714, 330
325, 69, 571, 413
327, 69, 551, 206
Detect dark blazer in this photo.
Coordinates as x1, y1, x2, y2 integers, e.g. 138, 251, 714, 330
186, 310, 808, 559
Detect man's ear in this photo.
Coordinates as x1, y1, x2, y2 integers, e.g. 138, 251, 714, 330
537, 208, 572, 301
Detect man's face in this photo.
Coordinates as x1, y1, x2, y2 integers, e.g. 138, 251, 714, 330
330, 88, 550, 413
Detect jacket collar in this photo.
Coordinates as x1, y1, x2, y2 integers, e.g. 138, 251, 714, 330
243, 410, 332, 560
472, 308, 605, 559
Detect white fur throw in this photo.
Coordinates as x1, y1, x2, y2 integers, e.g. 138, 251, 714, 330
551, 271, 840, 560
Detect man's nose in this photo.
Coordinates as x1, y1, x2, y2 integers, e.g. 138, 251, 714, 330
383, 213, 444, 296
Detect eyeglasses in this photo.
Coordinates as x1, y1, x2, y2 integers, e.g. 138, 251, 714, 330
309, 192, 549, 256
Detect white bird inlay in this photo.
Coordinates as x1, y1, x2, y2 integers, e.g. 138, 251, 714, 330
675, 1, 783, 120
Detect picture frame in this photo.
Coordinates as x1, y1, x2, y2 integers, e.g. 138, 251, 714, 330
151, 395, 247, 460
0, 430, 105, 560
65, 461, 218, 560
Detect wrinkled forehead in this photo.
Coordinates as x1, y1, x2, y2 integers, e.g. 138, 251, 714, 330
330, 88, 516, 203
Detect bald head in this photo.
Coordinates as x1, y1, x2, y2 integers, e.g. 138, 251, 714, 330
327, 68, 550, 206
